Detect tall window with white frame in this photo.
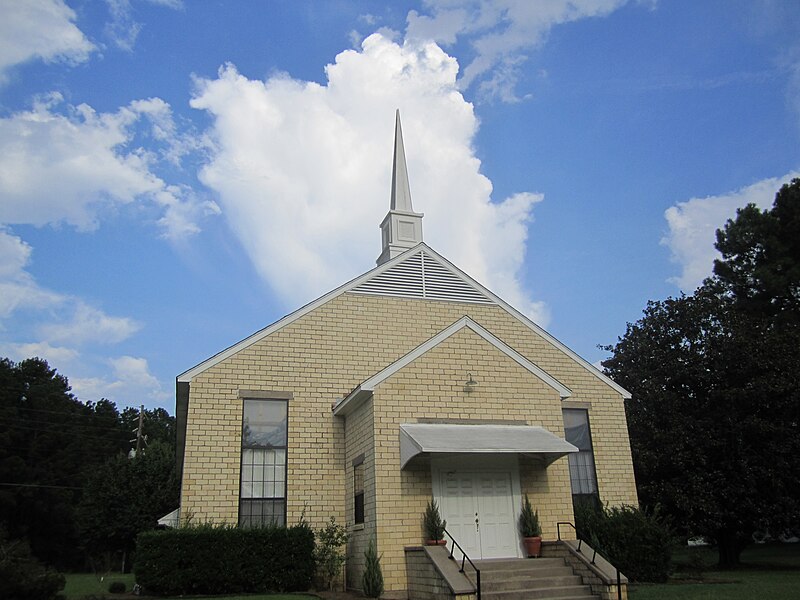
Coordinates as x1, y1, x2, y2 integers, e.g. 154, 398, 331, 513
240, 399, 288, 527
562, 408, 599, 508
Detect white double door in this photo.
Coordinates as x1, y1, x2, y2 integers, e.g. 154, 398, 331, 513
434, 458, 521, 560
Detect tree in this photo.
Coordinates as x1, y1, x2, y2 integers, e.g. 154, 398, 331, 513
0, 358, 127, 567
603, 179, 800, 568
714, 178, 800, 317
77, 440, 179, 571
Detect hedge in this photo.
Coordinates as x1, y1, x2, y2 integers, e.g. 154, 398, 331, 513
575, 503, 673, 583
134, 522, 315, 596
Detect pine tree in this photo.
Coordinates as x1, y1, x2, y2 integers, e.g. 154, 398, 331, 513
362, 538, 383, 598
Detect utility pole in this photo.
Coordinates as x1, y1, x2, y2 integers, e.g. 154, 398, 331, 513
135, 404, 145, 455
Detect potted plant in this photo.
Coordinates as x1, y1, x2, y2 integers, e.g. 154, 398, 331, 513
423, 499, 447, 545
519, 494, 542, 557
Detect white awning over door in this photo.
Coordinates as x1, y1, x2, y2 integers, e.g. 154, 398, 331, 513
399, 423, 578, 469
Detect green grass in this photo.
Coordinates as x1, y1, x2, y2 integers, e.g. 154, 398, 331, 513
629, 543, 800, 600
63, 572, 136, 598
63, 574, 319, 600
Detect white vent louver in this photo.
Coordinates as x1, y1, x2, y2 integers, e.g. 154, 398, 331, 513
351, 251, 495, 304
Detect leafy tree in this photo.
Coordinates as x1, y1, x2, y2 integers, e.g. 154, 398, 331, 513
77, 440, 179, 570
714, 178, 800, 317
604, 179, 800, 568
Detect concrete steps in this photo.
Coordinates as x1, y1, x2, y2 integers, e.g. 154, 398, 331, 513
475, 558, 599, 600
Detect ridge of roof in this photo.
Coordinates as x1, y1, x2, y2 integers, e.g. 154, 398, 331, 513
332, 315, 572, 417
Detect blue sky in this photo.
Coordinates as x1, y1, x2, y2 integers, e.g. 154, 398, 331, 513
1, 0, 798, 411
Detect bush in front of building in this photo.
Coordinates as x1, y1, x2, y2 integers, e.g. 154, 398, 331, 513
575, 503, 673, 582
0, 530, 65, 600
134, 522, 315, 596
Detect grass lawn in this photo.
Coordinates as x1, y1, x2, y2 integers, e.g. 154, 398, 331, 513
63, 573, 319, 600
629, 542, 800, 600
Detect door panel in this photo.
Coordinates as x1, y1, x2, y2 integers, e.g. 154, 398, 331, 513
439, 469, 518, 559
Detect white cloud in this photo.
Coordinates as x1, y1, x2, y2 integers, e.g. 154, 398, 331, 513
0, 341, 79, 366
71, 355, 170, 408
0, 93, 216, 239
662, 171, 800, 291
0, 0, 95, 83
103, 0, 184, 52
191, 33, 549, 325
407, 0, 630, 101
38, 302, 141, 345
0, 228, 63, 318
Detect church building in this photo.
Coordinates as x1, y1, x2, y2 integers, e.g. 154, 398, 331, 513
175, 112, 637, 598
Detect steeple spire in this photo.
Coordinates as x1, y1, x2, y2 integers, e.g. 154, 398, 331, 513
390, 109, 413, 212
377, 110, 424, 265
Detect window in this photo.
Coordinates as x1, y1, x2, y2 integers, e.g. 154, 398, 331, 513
240, 399, 287, 527
563, 409, 599, 505
353, 459, 364, 525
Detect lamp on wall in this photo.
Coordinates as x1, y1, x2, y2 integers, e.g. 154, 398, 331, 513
464, 372, 477, 388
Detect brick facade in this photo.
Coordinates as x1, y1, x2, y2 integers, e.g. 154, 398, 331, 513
180, 289, 637, 595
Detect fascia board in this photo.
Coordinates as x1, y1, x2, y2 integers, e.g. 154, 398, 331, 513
177, 244, 428, 382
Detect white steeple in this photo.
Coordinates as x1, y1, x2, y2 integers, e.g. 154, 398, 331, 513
377, 110, 424, 265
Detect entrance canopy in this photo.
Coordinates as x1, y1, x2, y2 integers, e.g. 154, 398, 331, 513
400, 423, 578, 469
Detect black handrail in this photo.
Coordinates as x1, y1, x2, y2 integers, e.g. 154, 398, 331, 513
442, 528, 481, 600
557, 522, 622, 600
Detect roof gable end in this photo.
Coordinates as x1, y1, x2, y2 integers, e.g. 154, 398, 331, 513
332, 316, 572, 416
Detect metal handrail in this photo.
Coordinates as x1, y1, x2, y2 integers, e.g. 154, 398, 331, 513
442, 528, 481, 600
557, 522, 622, 600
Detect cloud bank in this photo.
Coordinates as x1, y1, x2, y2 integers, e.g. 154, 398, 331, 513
192, 33, 548, 324
662, 171, 800, 291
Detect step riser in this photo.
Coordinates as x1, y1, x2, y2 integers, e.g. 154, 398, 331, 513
482, 586, 594, 600
480, 567, 575, 580
482, 575, 583, 591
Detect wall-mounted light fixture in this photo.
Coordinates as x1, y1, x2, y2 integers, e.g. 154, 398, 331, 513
464, 372, 477, 388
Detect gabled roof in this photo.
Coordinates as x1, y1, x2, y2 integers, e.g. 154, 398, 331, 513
177, 243, 631, 400
332, 316, 572, 417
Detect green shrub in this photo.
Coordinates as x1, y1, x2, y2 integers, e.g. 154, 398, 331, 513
519, 494, 541, 537
423, 499, 446, 541
575, 503, 672, 583
134, 521, 315, 596
314, 517, 349, 590
107, 581, 126, 594
362, 539, 383, 598
0, 531, 65, 600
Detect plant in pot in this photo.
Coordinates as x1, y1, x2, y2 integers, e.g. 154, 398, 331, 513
423, 499, 447, 545
519, 493, 542, 558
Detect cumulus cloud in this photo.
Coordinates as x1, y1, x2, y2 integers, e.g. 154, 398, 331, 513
0, 93, 217, 239
38, 302, 141, 345
0, 228, 63, 318
71, 355, 170, 408
0, 0, 95, 83
406, 0, 630, 101
0, 341, 79, 366
191, 33, 548, 324
662, 171, 800, 291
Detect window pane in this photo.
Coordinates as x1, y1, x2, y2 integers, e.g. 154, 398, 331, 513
243, 401, 287, 447
563, 409, 591, 451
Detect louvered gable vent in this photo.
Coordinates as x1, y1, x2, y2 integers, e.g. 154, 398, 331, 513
351, 250, 494, 304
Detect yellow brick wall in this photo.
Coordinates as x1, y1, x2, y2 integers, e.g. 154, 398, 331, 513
370, 327, 576, 591
344, 398, 374, 590
180, 292, 638, 589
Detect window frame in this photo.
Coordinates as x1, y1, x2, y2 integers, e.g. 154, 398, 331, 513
353, 455, 365, 525
563, 408, 600, 504
239, 397, 289, 527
